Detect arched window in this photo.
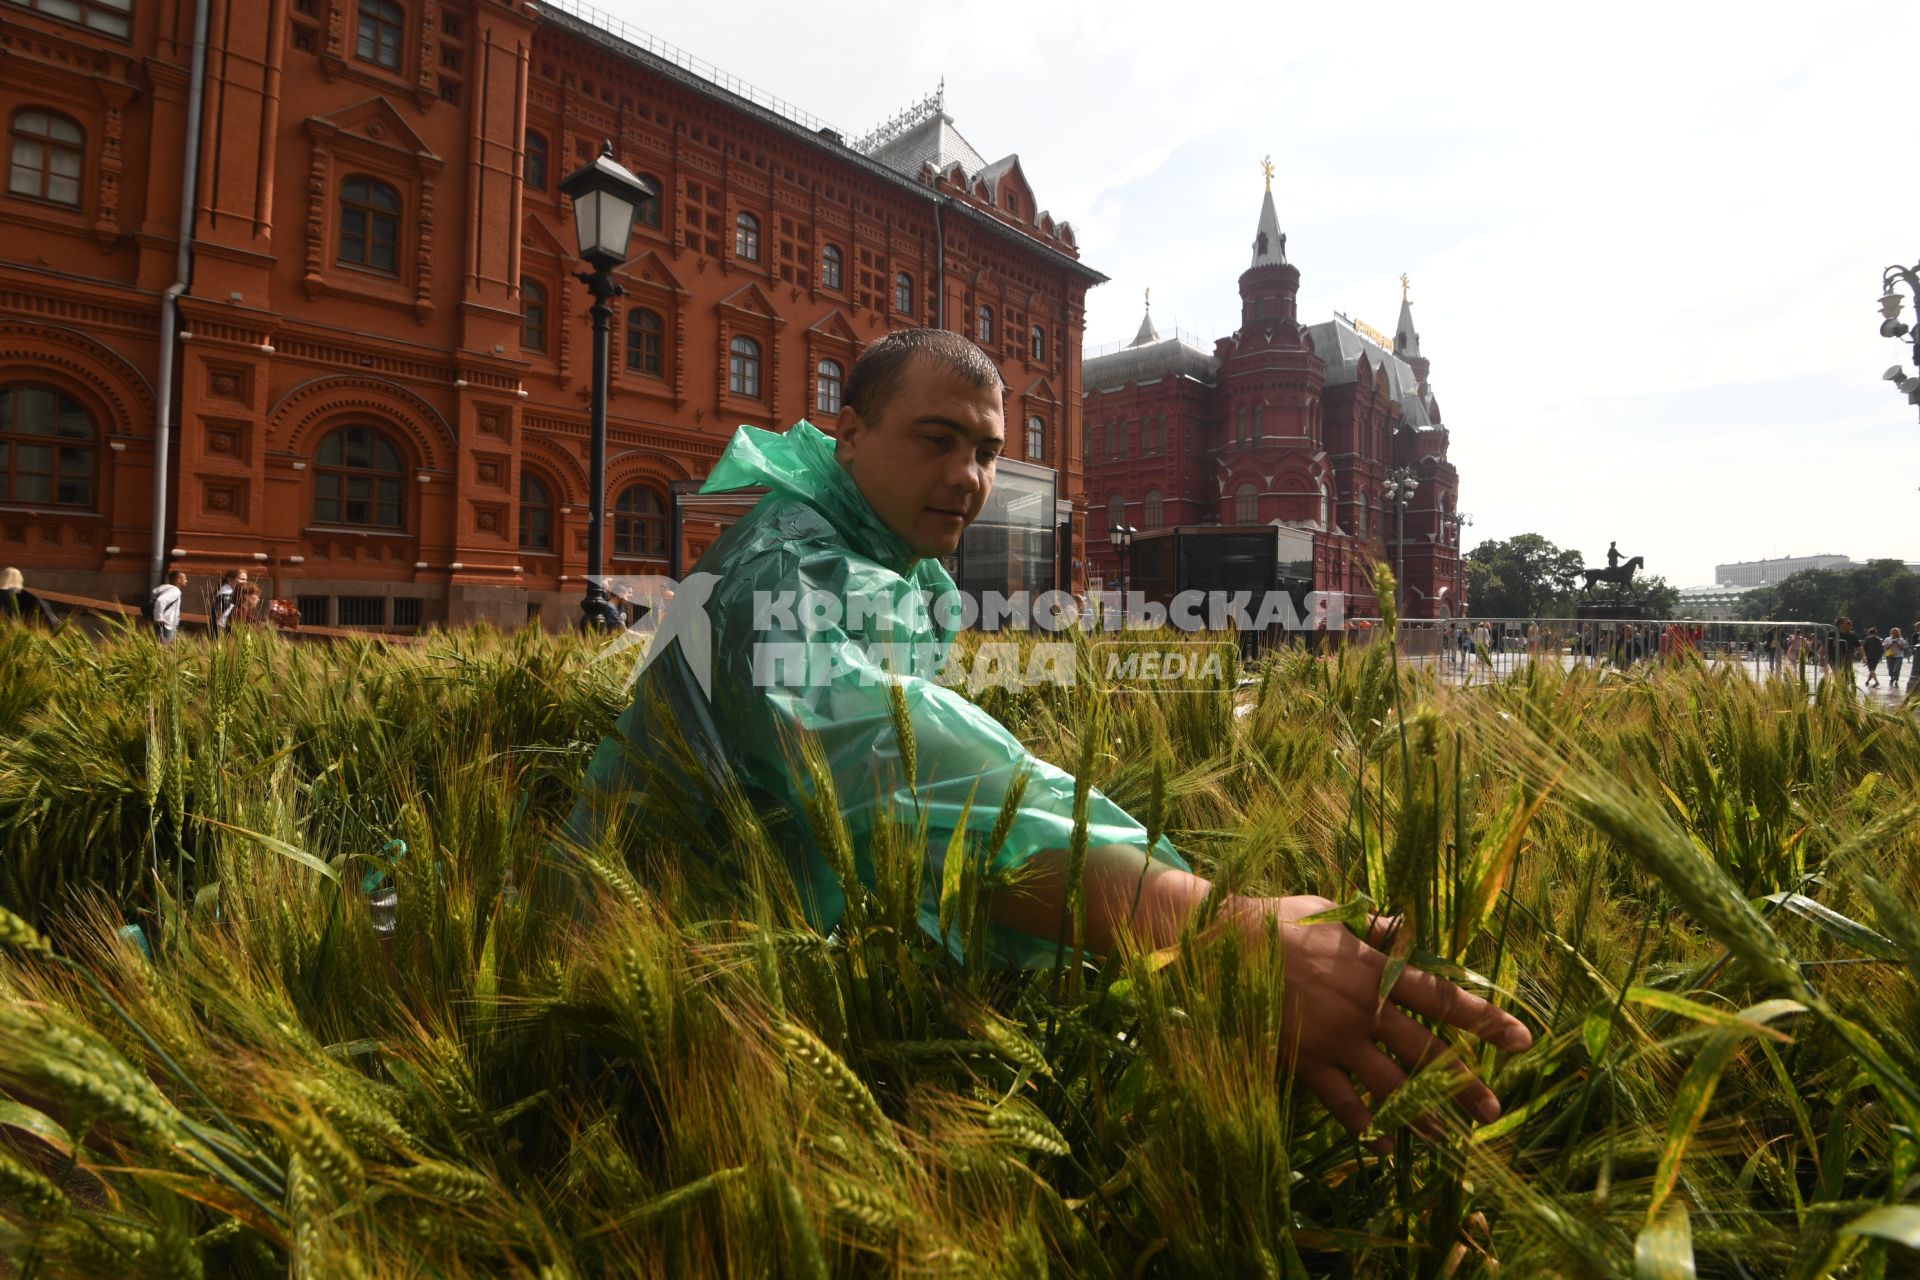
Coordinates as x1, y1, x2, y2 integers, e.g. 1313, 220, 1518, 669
523, 131, 547, 191
338, 175, 400, 274
1144, 490, 1163, 529
1252, 403, 1265, 439
355, 0, 404, 69
625, 307, 663, 377
634, 173, 663, 229
1029, 323, 1045, 362
816, 359, 844, 415
728, 335, 761, 398
821, 244, 843, 291
1234, 482, 1258, 524
7, 110, 84, 207
313, 425, 405, 529
734, 211, 760, 261
1105, 419, 1117, 461
977, 305, 994, 345
895, 272, 914, 314
614, 484, 666, 558
1025, 415, 1045, 461
0, 383, 96, 507
520, 279, 547, 352
1235, 407, 1249, 445
11, 0, 129, 37
1086, 421, 1099, 465
1106, 494, 1124, 531
518, 471, 553, 551
1115, 418, 1127, 460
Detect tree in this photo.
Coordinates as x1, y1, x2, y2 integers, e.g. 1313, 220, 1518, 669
1465, 534, 1586, 617
1636, 575, 1681, 618
1738, 560, 1920, 629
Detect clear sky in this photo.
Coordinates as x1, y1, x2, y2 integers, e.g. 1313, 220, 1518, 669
590, 0, 1920, 586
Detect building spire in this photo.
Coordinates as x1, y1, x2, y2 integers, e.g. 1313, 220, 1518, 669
1250, 158, 1287, 267
1394, 273, 1422, 359
1130, 287, 1159, 347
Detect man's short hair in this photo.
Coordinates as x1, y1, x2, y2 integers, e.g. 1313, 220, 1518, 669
843, 328, 1002, 423
221, 569, 241, 584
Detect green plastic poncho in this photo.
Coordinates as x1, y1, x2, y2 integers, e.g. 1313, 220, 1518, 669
567, 420, 1185, 967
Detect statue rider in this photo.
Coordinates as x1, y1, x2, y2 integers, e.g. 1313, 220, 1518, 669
1606, 540, 1621, 571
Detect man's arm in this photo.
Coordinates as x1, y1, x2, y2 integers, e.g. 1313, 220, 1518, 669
989, 844, 1532, 1144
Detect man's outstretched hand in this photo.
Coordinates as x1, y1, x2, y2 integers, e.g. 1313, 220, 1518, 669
1229, 894, 1532, 1147
991, 851, 1533, 1147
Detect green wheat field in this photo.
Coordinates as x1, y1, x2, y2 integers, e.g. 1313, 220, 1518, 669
1, 614, 1917, 1278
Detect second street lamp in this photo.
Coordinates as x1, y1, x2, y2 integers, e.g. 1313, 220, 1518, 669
560, 140, 657, 631
1108, 524, 1136, 619
1383, 467, 1418, 617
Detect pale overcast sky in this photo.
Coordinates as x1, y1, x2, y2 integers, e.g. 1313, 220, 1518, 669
594, 0, 1920, 587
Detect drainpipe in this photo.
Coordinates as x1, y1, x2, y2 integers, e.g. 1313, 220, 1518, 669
932, 198, 945, 329
150, 0, 212, 588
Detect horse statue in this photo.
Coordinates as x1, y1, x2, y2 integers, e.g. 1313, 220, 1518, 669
1581, 555, 1643, 594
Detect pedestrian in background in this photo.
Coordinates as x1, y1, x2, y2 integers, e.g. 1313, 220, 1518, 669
1863, 626, 1885, 689
212, 568, 247, 636
149, 569, 187, 643
1884, 626, 1908, 689
1829, 616, 1856, 689
1, 566, 62, 628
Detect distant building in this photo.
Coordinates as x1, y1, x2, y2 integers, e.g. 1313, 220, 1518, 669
1080, 171, 1463, 617
1677, 583, 1751, 621
1715, 555, 1852, 587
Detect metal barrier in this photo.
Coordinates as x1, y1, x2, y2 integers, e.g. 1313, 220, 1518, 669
1326, 617, 1904, 690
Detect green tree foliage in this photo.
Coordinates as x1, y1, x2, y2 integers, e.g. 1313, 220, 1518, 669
1637, 574, 1682, 618
1736, 559, 1920, 628
1465, 533, 1586, 617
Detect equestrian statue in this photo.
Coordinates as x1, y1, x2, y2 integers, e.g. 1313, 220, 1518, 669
1581, 540, 1644, 595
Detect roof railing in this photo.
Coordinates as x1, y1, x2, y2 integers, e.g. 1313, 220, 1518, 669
529, 0, 844, 138
1082, 327, 1213, 360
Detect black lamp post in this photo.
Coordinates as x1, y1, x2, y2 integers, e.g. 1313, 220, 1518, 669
1447, 510, 1473, 615
1878, 265, 1920, 423
1108, 523, 1135, 614
560, 140, 656, 631
1383, 467, 1418, 616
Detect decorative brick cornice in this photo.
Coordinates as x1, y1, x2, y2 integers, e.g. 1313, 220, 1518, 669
0, 318, 157, 436
270, 373, 458, 469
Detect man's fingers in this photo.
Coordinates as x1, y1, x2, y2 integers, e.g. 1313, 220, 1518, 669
1346, 1045, 1407, 1108
1377, 1007, 1502, 1125
1386, 964, 1532, 1053
1299, 1064, 1390, 1152
1365, 913, 1403, 949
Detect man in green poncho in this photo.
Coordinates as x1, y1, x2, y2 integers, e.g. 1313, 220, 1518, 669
570, 328, 1530, 1143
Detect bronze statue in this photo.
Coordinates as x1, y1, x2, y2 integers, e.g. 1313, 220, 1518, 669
1581, 554, 1644, 595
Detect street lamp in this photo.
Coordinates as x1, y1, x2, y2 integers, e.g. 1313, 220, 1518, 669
1446, 510, 1473, 615
1382, 467, 1418, 616
560, 140, 657, 631
1108, 524, 1136, 618
1877, 264, 1920, 421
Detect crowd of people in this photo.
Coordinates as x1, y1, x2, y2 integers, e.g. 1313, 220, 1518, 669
0, 564, 291, 641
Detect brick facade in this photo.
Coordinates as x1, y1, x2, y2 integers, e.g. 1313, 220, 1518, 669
0, 0, 1098, 628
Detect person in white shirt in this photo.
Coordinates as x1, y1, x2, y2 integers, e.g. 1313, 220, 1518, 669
150, 569, 187, 643
212, 568, 247, 636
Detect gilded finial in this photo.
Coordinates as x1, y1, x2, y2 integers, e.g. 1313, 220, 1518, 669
1400, 272, 1411, 302
1260, 155, 1275, 192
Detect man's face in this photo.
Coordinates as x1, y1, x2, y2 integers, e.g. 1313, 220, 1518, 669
170, 573, 187, 588
235, 571, 249, 587
836, 358, 1004, 559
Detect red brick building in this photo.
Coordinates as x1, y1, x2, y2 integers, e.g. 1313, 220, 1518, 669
1083, 179, 1465, 618
1, 0, 1099, 627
